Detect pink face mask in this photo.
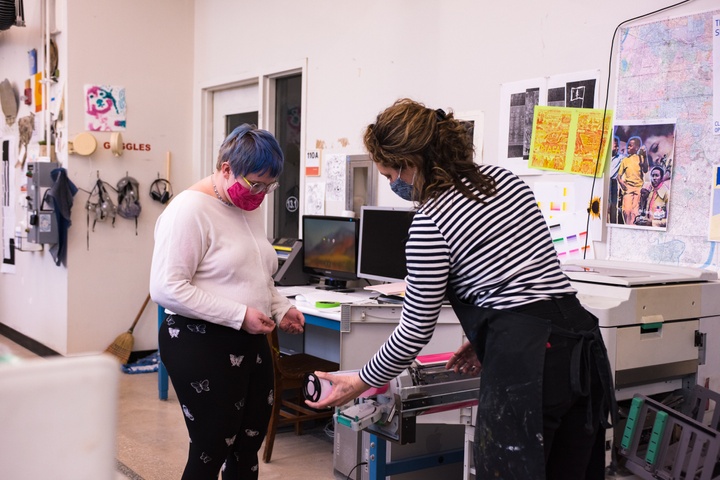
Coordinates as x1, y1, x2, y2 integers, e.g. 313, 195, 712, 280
227, 181, 266, 211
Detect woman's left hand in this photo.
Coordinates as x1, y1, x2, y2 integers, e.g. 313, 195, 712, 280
446, 341, 482, 376
279, 307, 304, 334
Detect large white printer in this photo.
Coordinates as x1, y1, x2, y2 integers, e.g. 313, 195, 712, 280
331, 260, 720, 478
562, 259, 720, 402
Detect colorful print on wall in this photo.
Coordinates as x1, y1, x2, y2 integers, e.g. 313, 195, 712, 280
528, 106, 613, 177
84, 84, 126, 131
534, 180, 600, 260
549, 224, 591, 261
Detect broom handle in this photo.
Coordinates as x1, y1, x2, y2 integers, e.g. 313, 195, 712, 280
128, 294, 152, 333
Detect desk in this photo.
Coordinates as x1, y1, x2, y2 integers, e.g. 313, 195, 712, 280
294, 300, 466, 370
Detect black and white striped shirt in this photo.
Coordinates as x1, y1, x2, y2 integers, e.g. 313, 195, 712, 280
360, 164, 575, 387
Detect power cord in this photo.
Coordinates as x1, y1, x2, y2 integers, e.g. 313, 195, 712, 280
345, 461, 368, 480
582, 0, 693, 259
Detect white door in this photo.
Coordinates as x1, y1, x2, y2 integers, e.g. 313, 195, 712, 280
211, 84, 259, 172
205, 69, 304, 240
209, 83, 274, 233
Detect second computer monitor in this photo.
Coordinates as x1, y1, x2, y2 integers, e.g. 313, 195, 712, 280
357, 206, 416, 283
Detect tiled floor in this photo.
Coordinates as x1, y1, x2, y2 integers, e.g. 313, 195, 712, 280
0, 335, 339, 480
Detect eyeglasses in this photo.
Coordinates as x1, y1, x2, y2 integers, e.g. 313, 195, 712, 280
242, 176, 280, 195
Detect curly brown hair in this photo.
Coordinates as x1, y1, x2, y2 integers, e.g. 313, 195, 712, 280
363, 98, 495, 205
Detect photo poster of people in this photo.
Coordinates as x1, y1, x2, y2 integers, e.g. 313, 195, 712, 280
608, 120, 676, 231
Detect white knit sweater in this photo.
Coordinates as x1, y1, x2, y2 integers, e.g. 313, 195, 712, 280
149, 190, 293, 330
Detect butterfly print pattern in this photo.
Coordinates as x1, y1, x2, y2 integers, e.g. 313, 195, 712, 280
190, 379, 210, 393
169, 327, 180, 338
182, 404, 195, 421
229, 354, 244, 366
187, 324, 206, 334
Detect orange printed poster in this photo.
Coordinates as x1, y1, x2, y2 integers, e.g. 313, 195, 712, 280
33, 72, 43, 113
528, 106, 613, 177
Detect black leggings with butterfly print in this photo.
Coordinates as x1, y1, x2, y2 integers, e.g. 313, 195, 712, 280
159, 314, 274, 480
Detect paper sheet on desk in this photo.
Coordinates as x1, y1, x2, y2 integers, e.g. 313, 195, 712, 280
364, 281, 406, 296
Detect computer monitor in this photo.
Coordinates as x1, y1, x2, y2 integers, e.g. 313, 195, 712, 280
357, 206, 415, 283
302, 215, 360, 289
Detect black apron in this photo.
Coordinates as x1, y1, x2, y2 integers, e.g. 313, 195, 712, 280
448, 289, 617, 480
449, 288, 551, 479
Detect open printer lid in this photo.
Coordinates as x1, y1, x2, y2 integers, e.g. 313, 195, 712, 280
561, 259, 718, 287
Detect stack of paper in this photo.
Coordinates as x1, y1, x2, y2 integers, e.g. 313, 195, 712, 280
363, 281, 406, 296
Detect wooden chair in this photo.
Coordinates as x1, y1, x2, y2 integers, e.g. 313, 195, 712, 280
263, 327, 339, 463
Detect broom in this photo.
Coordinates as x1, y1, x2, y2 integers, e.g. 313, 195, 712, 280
105, 294, 151, 364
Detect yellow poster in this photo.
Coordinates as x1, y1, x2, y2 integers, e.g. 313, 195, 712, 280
528, 106, 613, 177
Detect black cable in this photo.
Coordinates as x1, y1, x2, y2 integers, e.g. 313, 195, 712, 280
582, 0, 692, 259
345, 461, 368, 480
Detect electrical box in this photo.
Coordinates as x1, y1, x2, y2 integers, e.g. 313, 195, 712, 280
345, 155, 378, 218
26, 161, 59, 245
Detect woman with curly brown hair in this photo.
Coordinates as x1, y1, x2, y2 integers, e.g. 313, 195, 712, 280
307, 99, 615, 480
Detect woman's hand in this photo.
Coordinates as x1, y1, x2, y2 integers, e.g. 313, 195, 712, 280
445, 341, 481, 376
305, 371, 370, 409
241, 307, 276, 334
279, 307, 304, 334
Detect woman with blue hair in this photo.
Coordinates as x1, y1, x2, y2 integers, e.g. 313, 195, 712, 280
150, 124, 305, 479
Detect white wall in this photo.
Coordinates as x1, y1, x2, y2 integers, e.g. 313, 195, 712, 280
2, 0, 718, 355
0, 0, 69, 353
63, 0, 195, 354
193, 0, 718, 212
0, 0, 194, 354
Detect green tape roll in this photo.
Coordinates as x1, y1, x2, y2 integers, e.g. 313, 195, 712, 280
315, 301, 341, 308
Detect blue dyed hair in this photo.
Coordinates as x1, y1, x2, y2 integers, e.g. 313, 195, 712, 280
216, 124, 284, 178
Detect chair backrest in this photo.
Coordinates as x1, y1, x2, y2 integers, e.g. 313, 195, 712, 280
267, 327, 283, 369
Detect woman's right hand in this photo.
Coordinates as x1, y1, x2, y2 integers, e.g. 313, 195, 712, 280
304, 371, 369, 409
242, 307, 276, 334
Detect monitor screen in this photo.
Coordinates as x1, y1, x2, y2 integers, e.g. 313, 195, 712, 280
302, 215, 360, 286
357, 206, 415, 283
